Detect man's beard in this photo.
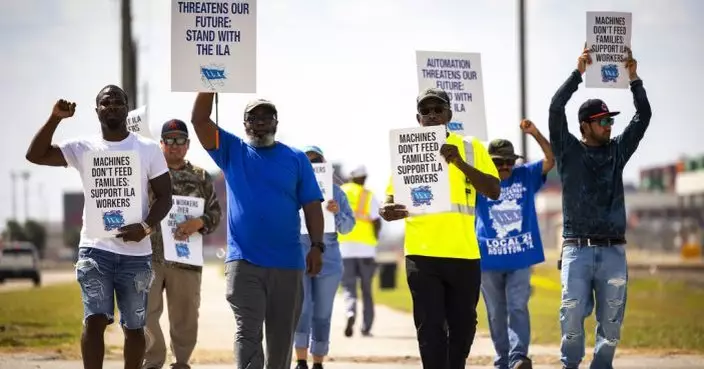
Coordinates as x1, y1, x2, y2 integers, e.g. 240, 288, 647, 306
100, 111, 127, 131
246, 127, 276, 147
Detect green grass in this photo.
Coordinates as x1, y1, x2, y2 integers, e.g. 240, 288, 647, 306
0, 283, 84, 348
374, 264, 704, 353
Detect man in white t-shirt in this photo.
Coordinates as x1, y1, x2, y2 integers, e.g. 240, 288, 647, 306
25, 85, 173, 369
338, 165, 382, 337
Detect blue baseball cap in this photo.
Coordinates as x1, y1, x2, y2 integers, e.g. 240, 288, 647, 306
301, 145, 324, 157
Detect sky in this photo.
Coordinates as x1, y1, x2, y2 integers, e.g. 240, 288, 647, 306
1, 0, 703, 227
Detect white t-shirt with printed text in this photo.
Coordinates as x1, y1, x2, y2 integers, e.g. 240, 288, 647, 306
340, 193, 381, 259
60, 133, 168, 256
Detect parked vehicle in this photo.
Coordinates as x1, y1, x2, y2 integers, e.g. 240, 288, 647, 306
0, 241, 41, 286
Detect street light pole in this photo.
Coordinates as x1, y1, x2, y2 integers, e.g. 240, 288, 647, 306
10, 171, 17, 220
517, 0, 528, 160
21, 171, 30, 222
121, 0, 138, 110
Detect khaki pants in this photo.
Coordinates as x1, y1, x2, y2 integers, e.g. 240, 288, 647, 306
143, 263, 202, 369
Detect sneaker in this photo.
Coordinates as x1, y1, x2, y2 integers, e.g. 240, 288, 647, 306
311, 364, 323, 369
344, 316, 355, 337
512, 358, 532, 369
361, 330, 372, 337
295, 360, 308, 369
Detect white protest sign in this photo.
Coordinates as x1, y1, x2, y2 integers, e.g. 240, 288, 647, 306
301, 162, 335, 234
83, 151, 142, 239
126, 106, 152, 139
586, 12, 632, 89
162, 196, 206, 266
171, 0, 257, 93
389, 125, 451, 215
416, 51, 487, 141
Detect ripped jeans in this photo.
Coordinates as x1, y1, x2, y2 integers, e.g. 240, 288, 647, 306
559, 244, 628, 369
76, 247, 153, 329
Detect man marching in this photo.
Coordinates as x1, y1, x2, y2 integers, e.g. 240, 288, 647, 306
549, 45, 651, 369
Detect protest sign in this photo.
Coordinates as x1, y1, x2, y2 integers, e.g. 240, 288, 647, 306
83, 151, 142, 239
126, 106, 152, 139
389, 125, 451, 215
301, 162, 335, 234
416, 51, 487, 140
586, 11, 632, 89
162, 195, 206, 266
171, 0, 257, 93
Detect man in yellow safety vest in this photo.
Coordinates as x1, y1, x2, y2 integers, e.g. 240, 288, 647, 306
338, 165, 382, 337
380, 88, 500, 369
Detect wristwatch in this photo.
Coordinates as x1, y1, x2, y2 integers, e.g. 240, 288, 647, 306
311, 242, 326, 253
140, 221, 153, 236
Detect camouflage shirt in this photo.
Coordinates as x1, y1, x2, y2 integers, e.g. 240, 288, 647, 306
149, 161, 222, 271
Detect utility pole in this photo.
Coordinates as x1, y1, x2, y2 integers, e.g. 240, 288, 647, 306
10, 171, 17, 220
20, 171, 30, 222
517, 0, 528, 160
121, 0, 138, 110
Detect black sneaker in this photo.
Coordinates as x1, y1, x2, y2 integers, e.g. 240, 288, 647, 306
311, 364, 323, 369
344, 316, 355, 337
512, 358, 533, 369
295, 360, 308, 369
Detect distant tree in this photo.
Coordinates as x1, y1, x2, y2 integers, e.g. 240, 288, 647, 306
2, 220, 27, 241
64, 227, 81, 249
23, 220, 47, 258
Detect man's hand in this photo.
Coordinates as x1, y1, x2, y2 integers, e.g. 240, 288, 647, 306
577, 43, 592, 74
440, 143, 462, 165
52, 99, 76, 119
116, 223, 147, 243
174, 218, 204, 241
624, 46, 638, 80
325, 199, 339, 214
520, 119, 538, 136
306, 247, 323, 276
379, 203, 409, 222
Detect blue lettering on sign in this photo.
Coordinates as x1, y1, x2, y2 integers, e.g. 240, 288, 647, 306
601, 64, 619, 83
102, 210, 125, 231
200, 64, 227, 90
447, 121, 464, 131
410, 185, 433, 207
175, 243, 191, 258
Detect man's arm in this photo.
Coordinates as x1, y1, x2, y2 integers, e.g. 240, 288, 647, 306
455, 160, 500, 200
303, 201, 325, 243
191, 93, 219, 150
144, 172, 173, 228
198, 171, 222, 235
333, 185, 356, 235
548, 69, 582, 157
615, 79, 651, 165
531, 127, 555, 174
26, 102, 75, 167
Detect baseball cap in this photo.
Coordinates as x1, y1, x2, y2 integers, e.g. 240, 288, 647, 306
348, 165, 368, 178
161, 119, 188, 137
578, 99, 620, 123
244, 99, 278, 116
488, 139, 523, 160
301, 145, 324, 157
416, 88, 451, 107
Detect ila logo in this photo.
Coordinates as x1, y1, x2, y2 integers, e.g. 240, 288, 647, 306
410, 185, 434, 207
600, 64, 619, 83
175, 243, 191, 258
102, 210, 125, 231
200, 64, 227, 90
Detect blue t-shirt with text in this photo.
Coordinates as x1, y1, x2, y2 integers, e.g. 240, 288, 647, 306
207, 128, 323, 269
475, 161, 546, 271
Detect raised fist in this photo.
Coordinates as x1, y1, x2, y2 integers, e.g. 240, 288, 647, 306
52, 99, 76, 119
520, 119, 537, 135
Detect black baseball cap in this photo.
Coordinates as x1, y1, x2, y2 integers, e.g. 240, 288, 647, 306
244, 99, 278, 117
416, 88, 451, 107
488, 139, 523, 161
578, 99, 620, 123
161, 119, 188, 137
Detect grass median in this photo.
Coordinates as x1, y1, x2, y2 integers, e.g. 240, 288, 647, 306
374, 262, 704, 353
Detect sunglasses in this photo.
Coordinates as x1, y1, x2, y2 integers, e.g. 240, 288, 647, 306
593, 117, 614, 127
245, 114, 277, 124
418, 105, 447, 116
162, 137, 188, 146
492, 158, 516, 167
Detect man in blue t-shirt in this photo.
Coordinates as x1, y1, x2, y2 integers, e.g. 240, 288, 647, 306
475, 119, 555, 369
190, 93, 325, 369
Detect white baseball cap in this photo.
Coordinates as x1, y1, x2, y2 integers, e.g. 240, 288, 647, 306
348, 165, 368, 178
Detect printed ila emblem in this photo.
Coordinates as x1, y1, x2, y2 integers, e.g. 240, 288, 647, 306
410, 185, 433, 207
600, 64, 619, 83
102, 210, 125, 231
488, 200, 522, 238
200, 64, 227, 90
175, 243, 191, 258
447, 121, 464, 132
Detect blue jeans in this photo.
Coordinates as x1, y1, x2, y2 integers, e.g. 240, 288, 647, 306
560, 245, 628, 369
75, 247, 153, 329
294, 271, 343, 356
481, 268, 532, 369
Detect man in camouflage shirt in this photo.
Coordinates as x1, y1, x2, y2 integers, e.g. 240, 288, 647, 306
143, 119, 222, 369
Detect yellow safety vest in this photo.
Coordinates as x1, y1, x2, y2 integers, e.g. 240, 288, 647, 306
338, 183, 378, 246
386, 133, 498, 260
